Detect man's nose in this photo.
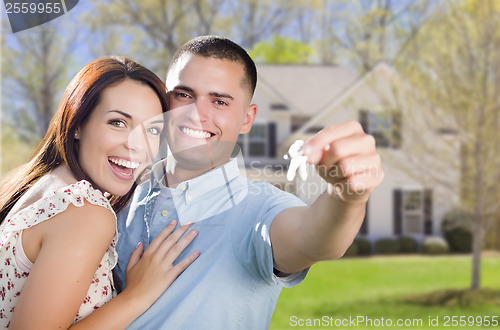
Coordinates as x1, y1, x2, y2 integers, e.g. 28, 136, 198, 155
194, 99, 210, 122
126, 125, 147, 152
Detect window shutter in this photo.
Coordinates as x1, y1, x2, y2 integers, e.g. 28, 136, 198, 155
359, 109, 369, 133
268, 122, 276, 158
393, 189, 402, 235
360, 200, 369, 235
392, 112, 402, 149
423, 189, 433, 235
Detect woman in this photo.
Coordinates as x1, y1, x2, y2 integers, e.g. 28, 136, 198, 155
0, 56, 199, 328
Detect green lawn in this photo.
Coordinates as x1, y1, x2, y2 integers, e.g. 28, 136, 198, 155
270, 254, 500, 329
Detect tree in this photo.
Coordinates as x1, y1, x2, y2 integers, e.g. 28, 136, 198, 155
396, 0, 500, 290
1, 23, 78, 142
85, 0, 310, 76
315, 0, 434, 71
249, 35, 315, 64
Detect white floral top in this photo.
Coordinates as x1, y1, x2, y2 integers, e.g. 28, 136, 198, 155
0, 180, 117, 327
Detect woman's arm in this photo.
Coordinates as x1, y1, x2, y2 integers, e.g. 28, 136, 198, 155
9, 203, 198, 330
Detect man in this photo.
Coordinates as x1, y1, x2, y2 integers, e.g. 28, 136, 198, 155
114, 36, 383, 329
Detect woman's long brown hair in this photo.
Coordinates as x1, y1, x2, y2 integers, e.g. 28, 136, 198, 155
0, 56, 168, 223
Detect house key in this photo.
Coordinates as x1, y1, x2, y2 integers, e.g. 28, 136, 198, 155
284, 139, 308, 181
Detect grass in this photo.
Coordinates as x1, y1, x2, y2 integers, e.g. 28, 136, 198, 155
270, 254, 500, 329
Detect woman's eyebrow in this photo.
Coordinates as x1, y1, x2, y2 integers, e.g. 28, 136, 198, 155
108, 110, 132, 119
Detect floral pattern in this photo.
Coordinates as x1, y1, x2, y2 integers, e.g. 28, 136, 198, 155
0, 180, 117, 327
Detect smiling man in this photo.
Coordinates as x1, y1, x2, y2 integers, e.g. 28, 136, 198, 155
114, 36, 384, 329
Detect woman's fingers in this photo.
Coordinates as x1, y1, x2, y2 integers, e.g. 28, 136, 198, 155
170, 250, 200, 276
160, 227, 198, 265
126, 242, 144, 273
146, 219, 178, 253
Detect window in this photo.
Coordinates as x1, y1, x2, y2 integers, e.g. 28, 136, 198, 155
393, 189, 433, 236
271, 103, 288, 111
248, 124, 267, 156
237, 123, 276, 158
403, 191, 423, 235
359, 109, 401, 148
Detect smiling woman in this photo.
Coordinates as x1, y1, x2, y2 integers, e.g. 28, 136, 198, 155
0, 56, 199, 329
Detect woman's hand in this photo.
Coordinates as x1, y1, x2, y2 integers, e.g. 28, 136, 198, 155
122, 220, 199, 308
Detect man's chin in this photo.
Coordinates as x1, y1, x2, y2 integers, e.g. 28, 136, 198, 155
170, 141, 236, 170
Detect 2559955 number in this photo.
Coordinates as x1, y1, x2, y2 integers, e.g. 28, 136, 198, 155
5, 2, 62, 14
443, 316, 498, 327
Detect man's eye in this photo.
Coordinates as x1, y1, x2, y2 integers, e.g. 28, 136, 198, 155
147, 126, 162, 136
109, 119, 126, 128
175, 92, 191, 99
215, 100, 227, 106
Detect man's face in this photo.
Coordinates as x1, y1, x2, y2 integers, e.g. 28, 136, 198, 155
165, 53, 256, 169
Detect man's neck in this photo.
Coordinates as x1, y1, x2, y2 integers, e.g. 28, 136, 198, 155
164, 158, 230, 188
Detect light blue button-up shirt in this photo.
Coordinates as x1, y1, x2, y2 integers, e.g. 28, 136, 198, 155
115, 157, 308, 329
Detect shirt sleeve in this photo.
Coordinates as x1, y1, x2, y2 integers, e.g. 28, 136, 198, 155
231, 183, 308, 287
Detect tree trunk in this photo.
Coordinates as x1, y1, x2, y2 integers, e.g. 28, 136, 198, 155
470, 221, 482, 290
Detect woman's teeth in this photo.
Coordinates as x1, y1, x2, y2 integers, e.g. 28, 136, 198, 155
182, 127, 212, 139
108, 157, 139, 169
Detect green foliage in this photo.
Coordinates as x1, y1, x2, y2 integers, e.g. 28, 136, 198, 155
343, 240, 359, 257
441, 208, 473, 253
404, 288, 500, 307
422, 237, 450, 255
444, 227, 473, 253
355, 237, 372, 255
344, 237, 372, 257
442, 208, 473, 231
398, 236, 419, 253
248, 35, 315, 64
374, 238, 400, 254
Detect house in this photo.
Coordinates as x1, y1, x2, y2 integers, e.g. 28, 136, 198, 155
240, 63, 460, 243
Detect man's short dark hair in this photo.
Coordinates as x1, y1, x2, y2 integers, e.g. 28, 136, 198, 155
168, 36, 257, 97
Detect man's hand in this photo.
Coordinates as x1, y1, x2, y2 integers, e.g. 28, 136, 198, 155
303, 121, 384, 203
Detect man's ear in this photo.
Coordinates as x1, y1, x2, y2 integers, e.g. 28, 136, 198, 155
239, 104, 257, 134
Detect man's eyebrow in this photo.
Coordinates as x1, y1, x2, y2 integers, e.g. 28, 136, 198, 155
173, 85, 234, 100
209, 92, 234, 100
173, 85, 194, 93
149, 119, 165, 124
108, 110, 132, 119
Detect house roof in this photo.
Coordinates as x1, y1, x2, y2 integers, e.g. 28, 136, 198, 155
256, 64, 357, 117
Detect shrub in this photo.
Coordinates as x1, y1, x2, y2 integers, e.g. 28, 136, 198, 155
355, 237, 372, 255
374, 238, 400, 254
441, 208, 473, 253
398, 236, 418, 253
444, 227, 472, 253
441, 208, 473, 232
422, 236, 449, 255
343, 241, 359, 257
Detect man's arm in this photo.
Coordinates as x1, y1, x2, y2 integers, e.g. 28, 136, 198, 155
270, 121, 384, 274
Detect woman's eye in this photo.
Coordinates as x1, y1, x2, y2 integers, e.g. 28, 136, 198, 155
109, 119, 126, 128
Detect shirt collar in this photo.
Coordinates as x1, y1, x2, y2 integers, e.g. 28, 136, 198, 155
148, 157, 241, 204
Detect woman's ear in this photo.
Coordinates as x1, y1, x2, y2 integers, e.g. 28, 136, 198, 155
74, 128, 80, 140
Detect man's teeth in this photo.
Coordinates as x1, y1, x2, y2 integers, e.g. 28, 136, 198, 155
109, 158, 139, 169
182, 127, 212, 139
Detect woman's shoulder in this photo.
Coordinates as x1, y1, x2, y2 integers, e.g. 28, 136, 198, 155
3, 168, 114, 233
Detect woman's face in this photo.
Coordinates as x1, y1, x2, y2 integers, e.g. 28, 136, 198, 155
76, 79, 164, 196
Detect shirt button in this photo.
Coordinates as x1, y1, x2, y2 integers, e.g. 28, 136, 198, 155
179, 184, 187, 191
161, 210, 169, 217
187, 195, 192, 201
